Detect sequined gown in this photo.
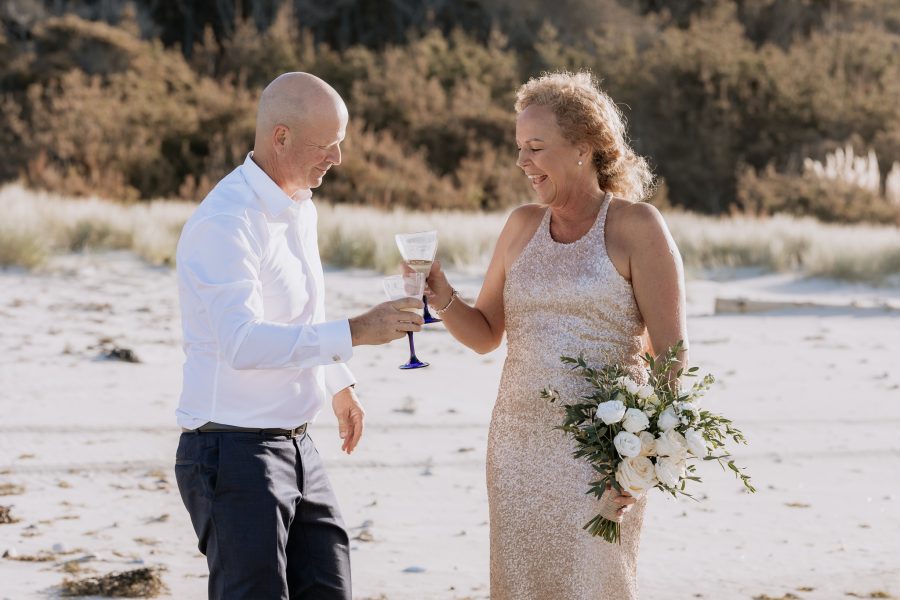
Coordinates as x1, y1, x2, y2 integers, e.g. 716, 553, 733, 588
488, 195, 648, 599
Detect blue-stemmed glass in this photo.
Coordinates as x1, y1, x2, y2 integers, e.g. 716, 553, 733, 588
395, 230, 441, 323
383, 273, 429, 370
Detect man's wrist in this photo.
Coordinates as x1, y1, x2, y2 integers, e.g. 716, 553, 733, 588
315, 319, 353, 364
348, 317, 360, 346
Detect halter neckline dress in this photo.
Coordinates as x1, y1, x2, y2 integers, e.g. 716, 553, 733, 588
488, 193, 648, 599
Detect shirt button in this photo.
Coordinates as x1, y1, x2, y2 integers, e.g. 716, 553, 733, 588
332, 354, 341, 362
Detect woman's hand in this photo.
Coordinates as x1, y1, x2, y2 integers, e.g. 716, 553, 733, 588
424, 259, 454, 310
598, 483, 637, 522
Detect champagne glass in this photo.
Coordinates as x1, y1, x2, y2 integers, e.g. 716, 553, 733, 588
382, 272, 429, 370
395, 230, 441, 324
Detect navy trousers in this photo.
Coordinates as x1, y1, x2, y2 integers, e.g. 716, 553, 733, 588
175, 430, 351, 600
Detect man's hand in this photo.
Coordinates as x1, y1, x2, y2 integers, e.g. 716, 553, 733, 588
332, 386, 365, 454
349, 298, 424, 346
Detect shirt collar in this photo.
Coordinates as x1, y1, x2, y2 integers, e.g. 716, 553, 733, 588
242, 152, 312, 217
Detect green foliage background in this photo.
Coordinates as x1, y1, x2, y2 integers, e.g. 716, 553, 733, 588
2, 0, 900, 222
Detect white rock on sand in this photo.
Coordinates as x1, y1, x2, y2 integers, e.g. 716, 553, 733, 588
0, 252, 898, 599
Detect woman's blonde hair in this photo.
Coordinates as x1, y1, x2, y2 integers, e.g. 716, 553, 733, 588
515, 71, 654, 201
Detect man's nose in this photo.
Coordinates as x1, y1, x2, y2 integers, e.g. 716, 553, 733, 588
330, 144, 342, 166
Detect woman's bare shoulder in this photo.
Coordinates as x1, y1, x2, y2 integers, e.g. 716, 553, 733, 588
498, 203, 546, 267
507, 203, 546, 225
501, 203, 545, 240
607, 199, 670, 247
605, 199, 675, 280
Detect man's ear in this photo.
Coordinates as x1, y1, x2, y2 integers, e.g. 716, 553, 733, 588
273, 125, 289, 154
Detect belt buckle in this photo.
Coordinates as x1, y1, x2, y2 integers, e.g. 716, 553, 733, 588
291, 424, 307, 438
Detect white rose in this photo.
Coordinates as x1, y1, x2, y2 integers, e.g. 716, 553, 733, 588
616, 376, 641, 395
596, 400, 627, 425
616, 456, 657, 498
684, 428, 708, 457
657, 406, 680, 431
655, 456, 686, 488
655, 429, 688, 459
677, 401, 699, 415
639, 431, 656, 457
621, 408, 650, 433
636, 384, 655, 399
640, 390, 662, 413
613, 431, 643, 458
678, 404, 698, 427
624, 378, 641, 395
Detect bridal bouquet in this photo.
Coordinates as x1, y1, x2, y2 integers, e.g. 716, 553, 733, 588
540, 341, 755, 544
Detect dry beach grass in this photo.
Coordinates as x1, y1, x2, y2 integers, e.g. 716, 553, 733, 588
2, 184, 899, 284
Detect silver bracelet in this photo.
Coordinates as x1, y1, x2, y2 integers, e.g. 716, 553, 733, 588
434, 289, 459, 315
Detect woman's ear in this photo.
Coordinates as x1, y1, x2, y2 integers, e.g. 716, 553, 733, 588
577, 143, 592, 162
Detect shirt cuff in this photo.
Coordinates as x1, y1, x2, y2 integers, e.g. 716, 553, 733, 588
325, 363, 357, 396
317, 318, 353, 366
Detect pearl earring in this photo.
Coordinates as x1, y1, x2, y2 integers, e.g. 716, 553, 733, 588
578, 160, 583, 166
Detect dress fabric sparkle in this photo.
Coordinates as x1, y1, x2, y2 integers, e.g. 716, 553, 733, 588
488, 194, 648, 599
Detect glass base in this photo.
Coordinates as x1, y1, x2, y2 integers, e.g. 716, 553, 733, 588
399, 359, 429, 370
400, 332, 428, 369
422, 295, 442, 324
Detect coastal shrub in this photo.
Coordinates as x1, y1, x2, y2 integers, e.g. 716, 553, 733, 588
2, 3, 900, 224
737, 158, 900, 226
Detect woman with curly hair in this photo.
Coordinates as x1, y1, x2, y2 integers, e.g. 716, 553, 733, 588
425, 71, 688, 599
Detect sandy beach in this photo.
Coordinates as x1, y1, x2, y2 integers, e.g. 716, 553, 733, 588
1, 251, 898, 599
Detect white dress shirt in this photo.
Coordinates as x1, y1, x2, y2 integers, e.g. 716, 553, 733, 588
175, 153, 356, 429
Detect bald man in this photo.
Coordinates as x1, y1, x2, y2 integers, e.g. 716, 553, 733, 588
173, 72, 422, 600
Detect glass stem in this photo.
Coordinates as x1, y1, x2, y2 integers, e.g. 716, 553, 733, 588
407, 332, 419, 362
422, 294, 435, 321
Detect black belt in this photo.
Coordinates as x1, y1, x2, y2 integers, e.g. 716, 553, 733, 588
183, 422, 308, 438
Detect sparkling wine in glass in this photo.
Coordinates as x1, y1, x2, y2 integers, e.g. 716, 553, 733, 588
395, 230, 441, 324
382, 272, 429, 370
